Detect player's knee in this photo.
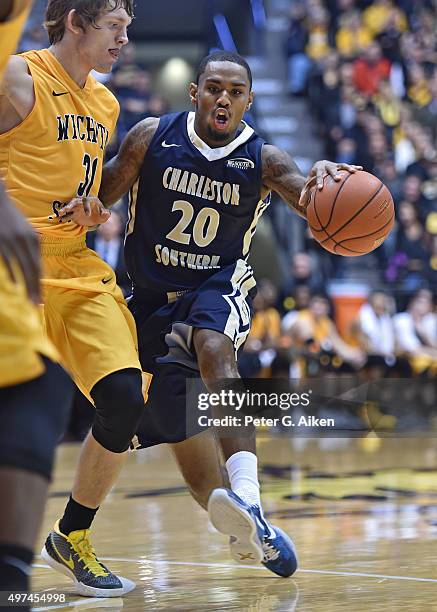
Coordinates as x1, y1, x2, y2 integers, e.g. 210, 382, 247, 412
195, 331, 238, 384
91, 368, 145, 453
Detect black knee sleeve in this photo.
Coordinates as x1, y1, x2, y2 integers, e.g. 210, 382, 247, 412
91, 368, 145, 453
0, 359, 74, 480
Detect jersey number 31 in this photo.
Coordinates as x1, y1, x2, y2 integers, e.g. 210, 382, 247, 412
77, 154, 99, 197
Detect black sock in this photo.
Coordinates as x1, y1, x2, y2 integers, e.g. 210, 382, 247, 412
0, 544, 33, 591
59, 495, 99, 535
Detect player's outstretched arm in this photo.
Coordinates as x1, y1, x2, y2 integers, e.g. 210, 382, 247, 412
261, 145, 308, 218
59, 118, 159, 226
261, 144, 362, 219
58, 196, 111, 226
99, 117, 160, 207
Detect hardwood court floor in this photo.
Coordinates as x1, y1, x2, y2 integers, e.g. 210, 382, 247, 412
32, 437, 437, 611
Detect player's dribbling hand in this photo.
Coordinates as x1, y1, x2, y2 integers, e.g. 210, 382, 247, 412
0, 184, 41, 304
58, 197, 111, 227
298, 162, 363, 214
308, 161, 363, 190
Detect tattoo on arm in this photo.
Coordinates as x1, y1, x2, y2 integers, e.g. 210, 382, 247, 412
262, 144, 307, 218
99, 117, 159, 207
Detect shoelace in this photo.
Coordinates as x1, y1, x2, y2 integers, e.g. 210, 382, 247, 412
263, 540, 280, 562
74, 537, 109, 577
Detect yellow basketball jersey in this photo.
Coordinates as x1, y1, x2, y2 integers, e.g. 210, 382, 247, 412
0, 1, 30, 82
0, 49, 119, 239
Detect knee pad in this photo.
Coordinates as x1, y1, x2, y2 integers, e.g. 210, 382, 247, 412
0, 359, 74, 480
91, 368, 145, 453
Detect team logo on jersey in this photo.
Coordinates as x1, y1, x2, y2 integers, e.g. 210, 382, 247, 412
227, 158, 255, 170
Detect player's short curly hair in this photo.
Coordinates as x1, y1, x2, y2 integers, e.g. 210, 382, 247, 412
45, 0, 134, 45
196, 51, 253, 89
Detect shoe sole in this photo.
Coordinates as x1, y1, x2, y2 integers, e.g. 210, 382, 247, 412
208, 489, 263, 565
41, 545, 135, 597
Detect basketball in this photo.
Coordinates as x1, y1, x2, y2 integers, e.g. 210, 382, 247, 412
306, 170, 395, 256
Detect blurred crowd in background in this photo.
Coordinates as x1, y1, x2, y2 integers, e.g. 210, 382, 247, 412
17, 1, 436, 417
286, 4, 436, 265
274, 0, 437, 382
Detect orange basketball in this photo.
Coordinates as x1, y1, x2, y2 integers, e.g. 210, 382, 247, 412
306, 170, 395, 256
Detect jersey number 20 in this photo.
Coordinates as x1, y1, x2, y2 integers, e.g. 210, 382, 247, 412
166, 200, 220, 247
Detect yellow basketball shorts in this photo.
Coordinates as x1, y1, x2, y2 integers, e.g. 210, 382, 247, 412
0, 259, 58, 388
40, 235, 142, 401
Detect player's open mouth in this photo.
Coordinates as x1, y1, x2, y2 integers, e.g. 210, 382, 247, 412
109, 49, 120, 60
214, 109, 229, 130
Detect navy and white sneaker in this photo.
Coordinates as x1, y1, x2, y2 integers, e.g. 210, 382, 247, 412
208, 488, 298, 577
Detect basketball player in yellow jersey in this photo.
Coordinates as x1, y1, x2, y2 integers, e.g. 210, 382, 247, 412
0, 0, 146, 597
0, 0, 73, 603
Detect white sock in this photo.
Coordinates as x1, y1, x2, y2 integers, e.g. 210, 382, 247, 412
226, 451, 261, 508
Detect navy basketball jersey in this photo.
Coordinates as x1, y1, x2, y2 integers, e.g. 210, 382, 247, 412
125, 111, 269, 292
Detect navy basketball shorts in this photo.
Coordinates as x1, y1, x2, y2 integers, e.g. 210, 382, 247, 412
129, 260, 256, 449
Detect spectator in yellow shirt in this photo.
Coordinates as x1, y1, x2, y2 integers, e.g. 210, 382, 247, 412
372, 80, 402, 127
289, 294, 365, 369
363, 0, 407, 36
248, 280, 282, 351
407, 63, 432, 108
305, 7, 331, 61
336, 11, 373, 59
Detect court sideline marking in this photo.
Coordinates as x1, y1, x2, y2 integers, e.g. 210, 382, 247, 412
33, 597, 110, 612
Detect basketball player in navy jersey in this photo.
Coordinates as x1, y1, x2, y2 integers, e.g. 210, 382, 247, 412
62, 51, 361, 577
